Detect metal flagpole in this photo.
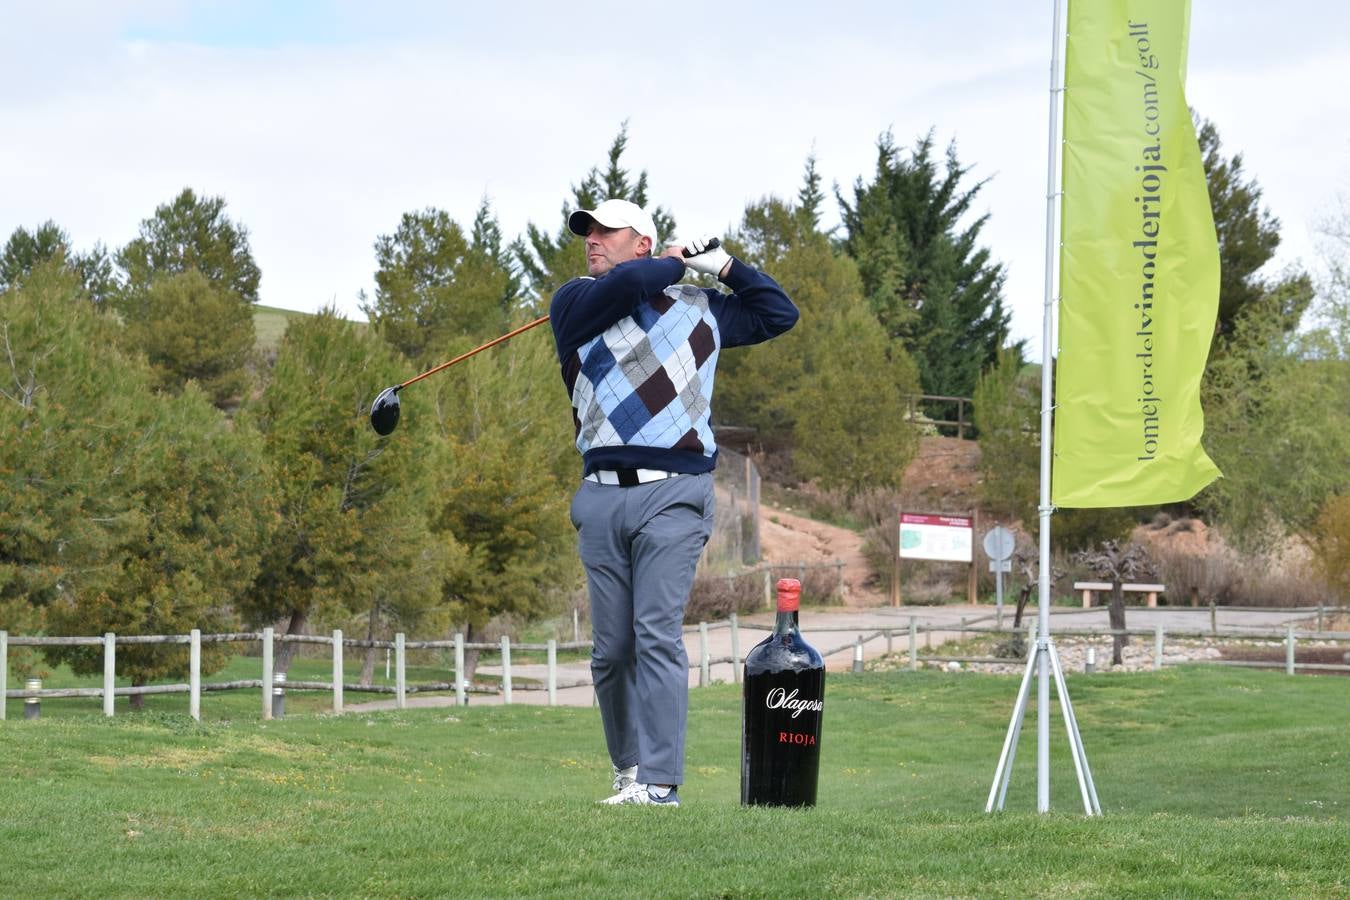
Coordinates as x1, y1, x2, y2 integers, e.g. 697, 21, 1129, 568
986, 0, 1100, 816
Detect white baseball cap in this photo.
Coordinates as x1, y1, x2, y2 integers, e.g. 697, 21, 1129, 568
568, 199, 659, 245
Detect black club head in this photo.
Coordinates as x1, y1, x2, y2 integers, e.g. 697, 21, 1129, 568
369, 386, 401, 435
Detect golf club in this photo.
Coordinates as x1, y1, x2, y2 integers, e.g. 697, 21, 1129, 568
368, 239, 720, 435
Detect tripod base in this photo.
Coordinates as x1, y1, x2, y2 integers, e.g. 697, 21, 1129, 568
986, 637, 1101, 815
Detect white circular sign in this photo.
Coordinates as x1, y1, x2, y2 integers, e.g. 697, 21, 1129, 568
982, 526, 1015, 561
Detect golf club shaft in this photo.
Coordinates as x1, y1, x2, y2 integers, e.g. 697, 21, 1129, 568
400, 315, 551, 389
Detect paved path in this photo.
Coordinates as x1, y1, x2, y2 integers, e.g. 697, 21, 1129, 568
346, 604, 1317, 712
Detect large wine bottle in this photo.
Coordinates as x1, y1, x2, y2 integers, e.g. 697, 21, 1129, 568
741, 578, 826, 807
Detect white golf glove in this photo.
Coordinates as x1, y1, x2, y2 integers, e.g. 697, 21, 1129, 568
681, 236, 731, 278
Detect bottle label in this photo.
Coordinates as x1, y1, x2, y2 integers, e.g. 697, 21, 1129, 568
765, 686, 823, 719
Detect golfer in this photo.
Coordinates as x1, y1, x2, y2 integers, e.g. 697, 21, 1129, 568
550, 198, 798, 806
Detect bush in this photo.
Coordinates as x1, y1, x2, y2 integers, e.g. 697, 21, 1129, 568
1310, 494, 1350, 602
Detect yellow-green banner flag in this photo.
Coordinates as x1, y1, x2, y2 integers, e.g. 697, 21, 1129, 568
1052, 0, 1221, 507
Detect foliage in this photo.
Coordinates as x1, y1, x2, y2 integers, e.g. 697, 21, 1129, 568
1, 220, 116, 305
0, 262, 273, 687
123, 269, 255, 406
422, 331, 578, 633
1310, 493, 1350, 601
360, 200, 521, 365
1198, 303, 1350, 551
116, 187, 261, 306
791, 302, 920, 496
1197, 116, 1314, 344
838, 130, 1013, 400
719, 173, 922, 495
239, 310, 452, 665
972, 348, 1038, 525
514, 123, 677, 305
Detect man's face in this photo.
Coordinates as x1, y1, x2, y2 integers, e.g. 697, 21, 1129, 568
584, 223, 651, 276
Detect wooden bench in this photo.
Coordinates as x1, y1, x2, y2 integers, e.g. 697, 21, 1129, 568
1074, 581, 1166, 608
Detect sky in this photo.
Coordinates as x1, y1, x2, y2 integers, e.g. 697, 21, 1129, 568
4, 1, 1349, 356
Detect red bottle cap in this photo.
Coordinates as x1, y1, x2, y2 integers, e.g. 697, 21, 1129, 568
776, 578, 801, 612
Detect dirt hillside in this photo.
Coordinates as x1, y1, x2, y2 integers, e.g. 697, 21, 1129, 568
757, 437, 982, 607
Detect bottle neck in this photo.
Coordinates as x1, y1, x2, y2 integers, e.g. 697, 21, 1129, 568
773, 610, 799, 636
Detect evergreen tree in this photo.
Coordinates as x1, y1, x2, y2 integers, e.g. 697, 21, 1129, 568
838, 131, 1013, 401
0, 261, 274, 693
360, 199, 520, 364
972, 348, 1039, 525
2, 221, 117, 305
1197, 115, 1314, 343
116, 188, 262, 305
792, 302, 920, 496
124, 269, 255, 406
115, 189, 260, 402
239, 310, 452, 672
422, 326, 579, 650
514, 123, 677, 305
717, 165, 923, 490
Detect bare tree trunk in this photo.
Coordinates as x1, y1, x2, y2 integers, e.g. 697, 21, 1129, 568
463, 622, 482, 683
360, 605, 379, 687
130, 678, 145, 711
275, 607, 308, 674
1109, 582, 1129, 665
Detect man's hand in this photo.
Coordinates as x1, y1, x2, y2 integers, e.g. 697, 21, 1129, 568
668, 236, 732, 279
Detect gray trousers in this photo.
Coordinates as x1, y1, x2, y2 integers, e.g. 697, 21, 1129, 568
570, 473, 714, 786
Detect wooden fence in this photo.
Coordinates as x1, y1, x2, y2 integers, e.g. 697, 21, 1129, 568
4, 605, 1347, 721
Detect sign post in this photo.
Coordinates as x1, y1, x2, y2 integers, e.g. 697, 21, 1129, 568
897, 513, 975, 607
983, 526, 1016, 629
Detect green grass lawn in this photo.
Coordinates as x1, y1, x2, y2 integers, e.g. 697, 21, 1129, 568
2, 667, 1346, 897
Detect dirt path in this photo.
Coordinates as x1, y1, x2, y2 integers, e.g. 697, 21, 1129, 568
757, 504, 885, 606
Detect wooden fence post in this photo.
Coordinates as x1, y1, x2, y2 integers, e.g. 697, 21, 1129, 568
699, 623, 710, 687
189, 629, 201, 721
1153, 623, 1164, 671
1209, 601, 1217, 635
729, 614, 741, 684
332, 629, 343, 714
547, 639, 557, 707
500, 635, 512, 705
853, 636, 864, 674
763, 569, 772, 609
1286, 624, 1295, 676
454, 633, 465, 706
395, 633, 407, 709
908, 616, 918, 672
0, 630, 7, 721
261, 627, 273, 720
103, 632, 116, 717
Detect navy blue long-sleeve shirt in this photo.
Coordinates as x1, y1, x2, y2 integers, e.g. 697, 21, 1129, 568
550, 255, 798, 475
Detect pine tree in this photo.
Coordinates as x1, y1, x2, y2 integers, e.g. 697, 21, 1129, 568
1, 261, 274, 694
2, 221, 116, 305
124, 269, 255, 406
1197, 116, 1314, 343
116, 188, 261, 305
717, 163, 923, 491
239, 310, 452, 672
838, 131, 1013, 401
360, 199, 521, 365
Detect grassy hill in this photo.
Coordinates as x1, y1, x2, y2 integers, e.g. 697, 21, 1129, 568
253, 304, 310, 355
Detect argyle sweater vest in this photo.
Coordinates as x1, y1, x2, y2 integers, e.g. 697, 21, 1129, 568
564, 283, 719, 463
